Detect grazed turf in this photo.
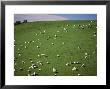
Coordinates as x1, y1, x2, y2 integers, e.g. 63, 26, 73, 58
14, 20, 97, 76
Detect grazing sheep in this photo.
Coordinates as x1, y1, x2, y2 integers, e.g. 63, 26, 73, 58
76, 61, 80, 64
22, 61, 25, 64
54, 38, 56, 39
38, 54, 40, 57
46, 61, 50, 64
27, 70, 31, 73
57, 54, 60, 57
85, 56, 87, 59
65, 63, 69, 66
31, 61, 33, 63
78, 74, 81, 76
57, 31, 59, 32
53, 67, 57, 73
18, 54, 21, 56
33, 72, 36, 76
54, 35, 57, 37
37, 46, 39, 48
27, 74, 30, 76
73, 62, 76, 64
41, 54, 45, 56
35, 33, 37, 36
62, 42, 65, 44
51, 43, 54, 45
25, 46, 27, 48
54, 74, 57, 76
38, 68, 41, 71
81, 64, 85, 67
20, 68, 23, 71
72, 67, 77, 71
44, 30, 46, 33
85, 53, 88, 55
64, 28, 67, 30
39, 63, 43, 66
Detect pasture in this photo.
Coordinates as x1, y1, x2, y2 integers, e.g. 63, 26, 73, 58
14, 20, 97, 76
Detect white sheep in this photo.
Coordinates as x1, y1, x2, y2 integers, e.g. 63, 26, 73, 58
72, 67, 77, 71
53, 67, 57, 73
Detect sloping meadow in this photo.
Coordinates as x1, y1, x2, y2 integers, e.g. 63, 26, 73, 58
14, 20, 97, 76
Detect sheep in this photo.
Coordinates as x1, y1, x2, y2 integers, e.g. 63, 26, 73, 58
14, 63, 16, 65
62, 42, 65, 45
57, 54, 60, 57
20, 45, 23, 47
65, 63, 69, 66
38, 68, 41, 71
85, 53, 88, 55
20, 68, 23, 71
17, 48, 20, 51
41, 53, 45, 55
35, 33, 37, 36
64, 28, 67, 30
51, 43, 54, 45
18, 54, 21, 56
31, 61, 33, 63
54, 38, 56, 40
78, 74, 81, 76
27, 74, 30, 76
81, 64, 85, 67
57, 31, 59, 33
53, 67, 57, 73
27, 70, 31, 73
54, 74, 57, 76
22, 61, 25, 64
72, 67, 77, 71
37, 46, 39, 48
38, 54, 40, 57
85, 56, 87, 59
73, 62, 76, 64
24, 46, 27, 49
39, 63, 43, 66
76, 61, 80, 64
54, 34, 57, 37
44, 30, 46, 33
33, 72, 36, 76
46, 61, 50, 64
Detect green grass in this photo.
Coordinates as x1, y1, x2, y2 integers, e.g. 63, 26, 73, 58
14, 20, 97, 76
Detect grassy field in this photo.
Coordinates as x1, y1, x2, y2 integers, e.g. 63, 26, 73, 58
14, 20, 97, 76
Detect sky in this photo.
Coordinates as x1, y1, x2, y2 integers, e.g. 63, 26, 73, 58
55, 14, 97, 20
14, 14, 97, 22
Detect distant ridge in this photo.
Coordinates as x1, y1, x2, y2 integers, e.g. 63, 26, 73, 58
14, 14, 68, 22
